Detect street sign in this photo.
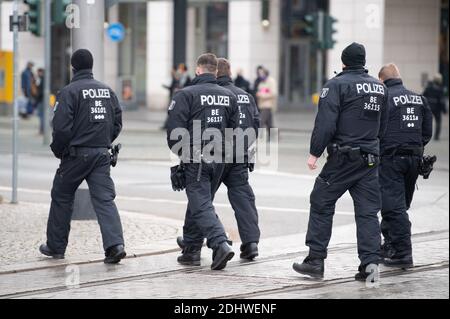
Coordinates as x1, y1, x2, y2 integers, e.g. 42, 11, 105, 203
107, 22, 125, 42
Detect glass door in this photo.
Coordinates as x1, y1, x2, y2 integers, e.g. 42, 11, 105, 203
283, 40, 311, 108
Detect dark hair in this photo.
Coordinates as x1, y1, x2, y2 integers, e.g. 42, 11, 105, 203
217, 58, 231, 78
196, 53, 218, 73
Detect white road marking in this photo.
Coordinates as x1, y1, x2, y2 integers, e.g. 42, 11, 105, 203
0, 186, 355, 216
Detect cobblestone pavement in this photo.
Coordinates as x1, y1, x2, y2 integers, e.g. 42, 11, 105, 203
0, 229, 447, 299
0, 202, 181, 266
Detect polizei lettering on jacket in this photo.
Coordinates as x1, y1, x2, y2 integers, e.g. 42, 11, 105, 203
356, 83, 385, 95
393, 94, 423, 106
200, 95, 230, 106
82, 88, 111, 99
237, 94, 250, 104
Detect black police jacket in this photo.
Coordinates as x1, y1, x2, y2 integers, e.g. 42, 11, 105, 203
50, 69, 122, 158
380, 78, 433, 153
310, 66, 389, 157
217, 76, 260, 162
166, 73, 239, 162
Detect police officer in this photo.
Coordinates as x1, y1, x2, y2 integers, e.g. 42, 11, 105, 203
39, 49, 126, 264
378, 64, 433, 267
293, 43, 389, 281
166, 53, 239, 270
216, 58, 261, 260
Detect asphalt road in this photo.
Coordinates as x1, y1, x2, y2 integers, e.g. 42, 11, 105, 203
0, 110, 448, 243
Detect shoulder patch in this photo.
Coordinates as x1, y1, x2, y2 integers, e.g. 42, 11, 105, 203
320, 88, 329, 99
168, 100, 176, 111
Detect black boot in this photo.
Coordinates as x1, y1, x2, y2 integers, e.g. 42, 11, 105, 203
381, 242, 396, 259
355, 264, 379, 282
240, 243, 259, 261
177, 236, 186, 250
383, 255, 413, 269
211, 242, 235, 270
292, 256, 324, 279
39, 244, 65, 259
177, 246, 201, 266
177, 236, 231, 251
104, 244, 126, 264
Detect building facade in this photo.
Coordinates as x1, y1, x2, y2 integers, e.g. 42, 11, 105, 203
0, 0, 447, 111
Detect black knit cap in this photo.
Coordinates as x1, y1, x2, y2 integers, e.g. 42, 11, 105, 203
341, 42, 366, 67
71, 49, 94, 71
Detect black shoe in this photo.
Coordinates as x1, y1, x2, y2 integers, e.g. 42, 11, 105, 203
381, 243, 396, 259
383, 255, 413, 269
355, 264, 379, 282
39, 244, 65, 259
293, 256, 324, 279
211, 242, 235, 270
104, 244, 126, 264
240, 243, 259, 261
177, 246, 201, 266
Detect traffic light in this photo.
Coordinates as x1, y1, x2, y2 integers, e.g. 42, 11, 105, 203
323, 14, 338, 49
261, 0, 270, 27
53, 0, 71, 25
302, 13, 319, 39
24, 0, 41, 37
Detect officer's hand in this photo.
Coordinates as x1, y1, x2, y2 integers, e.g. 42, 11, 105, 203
307, 155, 318, 170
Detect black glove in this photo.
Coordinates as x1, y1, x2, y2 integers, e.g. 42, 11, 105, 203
171, 164, 186, 192
247, 163, 255, 172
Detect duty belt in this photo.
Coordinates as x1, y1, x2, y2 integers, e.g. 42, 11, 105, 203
69, 146, 109, 157
382, 147, 423, 157
328, 144, 378, 167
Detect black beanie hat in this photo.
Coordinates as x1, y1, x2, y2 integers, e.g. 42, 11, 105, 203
341, 42, 366, 67
71, 49, 94, 71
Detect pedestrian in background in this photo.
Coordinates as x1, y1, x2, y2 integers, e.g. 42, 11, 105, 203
256, 68, 278, 137
176, 63, 192, 91
20, 61, 36, 118
36, 68, 45, 135
252, 65, 265, 104
423, 74, 447, 141
234, 68, 251, 94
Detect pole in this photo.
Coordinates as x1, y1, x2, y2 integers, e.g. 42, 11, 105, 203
316, 10, 324, 94
72, 0, 105, 81
43, 0, 51, 145
11, 0, 19, 204
173, 0, 187, 67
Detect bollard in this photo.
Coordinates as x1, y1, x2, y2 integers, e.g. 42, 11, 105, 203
72, 182, 97, 220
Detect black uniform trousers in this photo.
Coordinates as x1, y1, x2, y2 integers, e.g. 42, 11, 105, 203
46, 147, 124, 254
306, 154, 382, 266
183, 162, 228, 250
379, 155, 419, 257
220, 163, 260, 245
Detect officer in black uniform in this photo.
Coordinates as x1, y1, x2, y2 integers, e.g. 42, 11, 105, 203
166, 53, 239, 270
216, 58, 261, 260
378, 63, 433, 267
39, 49, 126, 264
175, 58, 261, 261
293, 43, 389, 281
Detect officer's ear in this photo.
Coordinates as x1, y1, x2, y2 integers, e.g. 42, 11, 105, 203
195, 66, 201, 76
